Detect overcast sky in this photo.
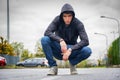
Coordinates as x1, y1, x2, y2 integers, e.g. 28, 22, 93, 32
0, 0, 120, 59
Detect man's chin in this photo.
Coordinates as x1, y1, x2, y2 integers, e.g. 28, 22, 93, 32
65, 23, 70, 25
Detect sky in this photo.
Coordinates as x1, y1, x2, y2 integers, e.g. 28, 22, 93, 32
0, 0, 120, 59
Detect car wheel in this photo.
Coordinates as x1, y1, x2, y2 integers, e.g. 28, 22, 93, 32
0, 63, 5, 66
18, 64, 24, 66
37, 65, 41, 67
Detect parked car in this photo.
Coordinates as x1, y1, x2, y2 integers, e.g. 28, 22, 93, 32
16, 58, 49, 67
0, 56, 7, 66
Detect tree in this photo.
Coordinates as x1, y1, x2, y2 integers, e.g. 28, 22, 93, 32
21, 49, 29, 61
11, 42, 24, 56
29, 53, 34, 58
0, 36, 14, 56
108, 37, 120, 65
34, 41, 45, 57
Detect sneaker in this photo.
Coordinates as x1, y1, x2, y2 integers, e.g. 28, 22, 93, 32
47, 66, 58, 76
69, 63, 78, 75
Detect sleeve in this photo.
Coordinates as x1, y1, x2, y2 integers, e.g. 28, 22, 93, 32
44, 16, 62, 42
71, 22, 89, 51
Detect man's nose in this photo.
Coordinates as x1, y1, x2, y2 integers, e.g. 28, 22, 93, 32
66, 17, 69, 21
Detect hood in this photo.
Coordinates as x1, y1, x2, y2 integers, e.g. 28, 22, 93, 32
61, 3, 74, 14
60, 3, 75, 21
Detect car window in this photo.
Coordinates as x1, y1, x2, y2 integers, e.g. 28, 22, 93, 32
33, 59, 38, 62
23, 58, 47, 63
25, 59, 32, 62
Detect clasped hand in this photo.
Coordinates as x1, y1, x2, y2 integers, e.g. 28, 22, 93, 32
60, 40, 71, 61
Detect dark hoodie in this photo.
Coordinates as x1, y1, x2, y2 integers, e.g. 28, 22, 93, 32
44, 3, 89, 51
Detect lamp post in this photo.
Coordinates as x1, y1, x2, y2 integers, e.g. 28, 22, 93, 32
101, 16, 120, 64
7, 0, 10, 43
94, 32, 108, 66
100, 16, 120, 37
94, 33, 108, 50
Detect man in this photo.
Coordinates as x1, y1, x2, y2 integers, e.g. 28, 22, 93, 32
41, 3, 92, 75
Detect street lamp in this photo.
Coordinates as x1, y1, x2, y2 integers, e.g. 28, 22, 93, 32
94, 32, 108, 50
100, 16, 120, 37
94, 32, 108, 66
100, 16, 120, 64
7, 0, 10, 42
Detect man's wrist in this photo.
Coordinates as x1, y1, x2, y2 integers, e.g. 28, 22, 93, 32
60, 39, 64, 42
68, 48, 72, 52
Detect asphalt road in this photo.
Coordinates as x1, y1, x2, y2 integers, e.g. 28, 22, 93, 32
0, 68, 120, 80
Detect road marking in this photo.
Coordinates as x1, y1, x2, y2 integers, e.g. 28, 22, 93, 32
41, 76, 60, 80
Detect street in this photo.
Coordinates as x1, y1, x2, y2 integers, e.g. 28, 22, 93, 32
0, 68, 120, 80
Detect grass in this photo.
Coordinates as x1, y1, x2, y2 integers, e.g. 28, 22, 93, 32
0, 65, 49, 69
0, 65, 24, 69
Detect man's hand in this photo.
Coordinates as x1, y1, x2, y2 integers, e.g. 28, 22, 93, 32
60, 39, 67, 53
62, 48, 72, 61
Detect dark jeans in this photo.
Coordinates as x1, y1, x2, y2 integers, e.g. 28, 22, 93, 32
41, 36, 92, 67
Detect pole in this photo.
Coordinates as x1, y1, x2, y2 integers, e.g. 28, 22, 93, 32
94, 32, 108, 66
94, 33, 108, 50
101, 16, 120, 37
7, 0, 10, 43
101, 16, 120, 64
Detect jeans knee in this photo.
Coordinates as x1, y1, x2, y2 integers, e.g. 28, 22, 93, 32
82, 47, 92, 56
41, 36, 51, 45
87, 47, 92, 54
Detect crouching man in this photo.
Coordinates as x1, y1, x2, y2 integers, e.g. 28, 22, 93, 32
41, 3, 92, 75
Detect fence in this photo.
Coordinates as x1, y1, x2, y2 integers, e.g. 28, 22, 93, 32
0, 54, 20, 65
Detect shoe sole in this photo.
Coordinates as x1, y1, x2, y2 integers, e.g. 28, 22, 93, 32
71, 73, 78, 75
47, 73, 57, 76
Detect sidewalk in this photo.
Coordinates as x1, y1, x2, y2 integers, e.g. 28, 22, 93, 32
0, 68, 120, 80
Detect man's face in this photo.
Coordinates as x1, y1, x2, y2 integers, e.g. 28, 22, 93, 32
63, 13, 73, 25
